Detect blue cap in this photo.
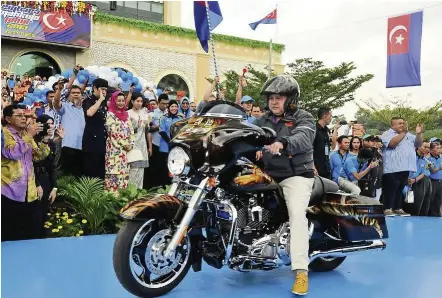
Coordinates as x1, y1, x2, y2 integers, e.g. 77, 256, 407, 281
429, 137, 441, 143
240, 95, 254, 103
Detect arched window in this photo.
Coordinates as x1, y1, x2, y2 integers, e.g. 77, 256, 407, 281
11, 52, 61, 79
157, 74, 189, 101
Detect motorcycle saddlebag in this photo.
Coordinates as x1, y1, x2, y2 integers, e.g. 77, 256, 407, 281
309, 193, 389, 241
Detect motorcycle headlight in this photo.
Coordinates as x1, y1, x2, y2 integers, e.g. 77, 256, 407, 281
168, 147, 191, 176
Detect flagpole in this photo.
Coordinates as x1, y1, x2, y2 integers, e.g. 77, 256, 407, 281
205, 1, 221, 99
267, 3, 278, 79
268, 39, 272, 78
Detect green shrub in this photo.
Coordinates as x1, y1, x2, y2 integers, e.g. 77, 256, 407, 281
54, 176, 171, 236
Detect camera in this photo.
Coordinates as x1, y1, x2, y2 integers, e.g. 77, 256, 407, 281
42, 122, 50, 136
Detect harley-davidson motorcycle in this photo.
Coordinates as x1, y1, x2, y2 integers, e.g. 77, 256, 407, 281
113, 101, 389, 297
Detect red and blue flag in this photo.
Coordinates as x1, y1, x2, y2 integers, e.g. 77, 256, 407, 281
249, 9, 277, 30
194, 1, 223, 52
386, 11, 423, 88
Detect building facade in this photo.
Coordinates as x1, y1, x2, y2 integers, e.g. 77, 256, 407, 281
1, 1, 285, 101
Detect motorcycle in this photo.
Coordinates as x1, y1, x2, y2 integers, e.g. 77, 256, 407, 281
113, 101, 389, 297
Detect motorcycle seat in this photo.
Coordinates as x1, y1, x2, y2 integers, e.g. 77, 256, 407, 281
309, 176, 339, 206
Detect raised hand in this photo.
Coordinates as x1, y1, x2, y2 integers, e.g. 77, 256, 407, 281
415, 123, 424, 134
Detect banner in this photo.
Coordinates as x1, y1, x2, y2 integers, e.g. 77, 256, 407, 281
1, 2, 92, 48
386, 11, 423, 88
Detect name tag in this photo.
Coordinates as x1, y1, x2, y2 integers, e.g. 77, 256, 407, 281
325, 146, 330, 156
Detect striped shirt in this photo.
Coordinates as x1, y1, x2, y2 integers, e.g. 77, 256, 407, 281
381, 129, 417, 174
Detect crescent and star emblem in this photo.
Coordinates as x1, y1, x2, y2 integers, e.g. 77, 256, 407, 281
389, 25, 407, 45
42, 13, 67, 30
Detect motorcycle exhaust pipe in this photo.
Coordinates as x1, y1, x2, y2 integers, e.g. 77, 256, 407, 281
309, 239, 386, 260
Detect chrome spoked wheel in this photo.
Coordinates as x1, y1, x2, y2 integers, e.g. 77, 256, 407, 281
113, 219, 192, 297
129, 220, 190, 289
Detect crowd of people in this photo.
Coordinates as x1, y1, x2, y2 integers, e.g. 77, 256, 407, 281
1, 65, 441, 246
0, 65, 267, 242
313, 107, 442, 217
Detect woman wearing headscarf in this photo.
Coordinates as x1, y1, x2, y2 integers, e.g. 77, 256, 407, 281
158, 100, 183, 186
179, 97, 194, 119
127, 93, 152, 189
105, 91, 134, 192
33, 114, 61, 237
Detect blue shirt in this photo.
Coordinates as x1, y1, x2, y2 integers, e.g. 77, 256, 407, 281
428, 155, 442, 180
329, 151, 350, 183
246, 115, 256, 124
340, 155, 368, 182
159, 114, 183, 153
57, 102, 85, 150
150, 108, 165, 147
409, 154, 431, 179
381, 129, 417, 174
7, 79, 15, 89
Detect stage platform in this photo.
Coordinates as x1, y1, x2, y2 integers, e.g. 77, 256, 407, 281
2, 217, 442, 298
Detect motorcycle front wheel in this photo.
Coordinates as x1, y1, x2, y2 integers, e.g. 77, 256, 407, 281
113, 219, 192, 297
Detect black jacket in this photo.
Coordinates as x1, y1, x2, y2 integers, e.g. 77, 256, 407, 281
253, 109, 316, 182
82, 94, 107, 153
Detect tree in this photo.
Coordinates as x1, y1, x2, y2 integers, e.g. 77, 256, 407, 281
211, 58, 374, 115
355, 98, 442, 139
286, 58, 374, 113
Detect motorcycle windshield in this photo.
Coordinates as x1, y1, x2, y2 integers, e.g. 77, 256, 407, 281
196, 100, 247, 119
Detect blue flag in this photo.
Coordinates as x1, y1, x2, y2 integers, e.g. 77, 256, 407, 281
194, 1, 223, 52
249, 9, 277, 31
386, 11, 423, 88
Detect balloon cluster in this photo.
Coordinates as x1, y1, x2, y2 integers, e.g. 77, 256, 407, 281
22, 65, 163, 107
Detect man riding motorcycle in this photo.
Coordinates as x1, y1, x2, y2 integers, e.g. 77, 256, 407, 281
254, 75, 316, 295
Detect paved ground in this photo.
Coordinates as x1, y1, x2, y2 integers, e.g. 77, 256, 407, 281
2, 217, 442, 298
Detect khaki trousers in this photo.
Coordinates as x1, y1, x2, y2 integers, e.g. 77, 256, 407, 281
279, 176, 315, 271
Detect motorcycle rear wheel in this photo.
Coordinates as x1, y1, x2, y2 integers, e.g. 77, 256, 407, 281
113, 219, 192, 297
309, 257, 346, 272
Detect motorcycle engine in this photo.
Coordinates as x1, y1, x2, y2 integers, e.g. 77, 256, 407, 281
233, 196, 291, 263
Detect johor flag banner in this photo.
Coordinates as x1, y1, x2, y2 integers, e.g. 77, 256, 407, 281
1, 2, 92, 48
249, 9, 277, 30
194, 1, 223, 52
386, 11, 423, 88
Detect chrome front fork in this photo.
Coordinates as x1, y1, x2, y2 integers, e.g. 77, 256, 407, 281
164, 177, 209, 257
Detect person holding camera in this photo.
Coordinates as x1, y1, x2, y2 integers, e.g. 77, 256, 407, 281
1, 104, 52, 241
33, 115, 64, 237
339, 148, 379, 195
359, 135, 384, 200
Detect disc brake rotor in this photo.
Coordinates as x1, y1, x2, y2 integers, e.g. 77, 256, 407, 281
145, 229, 183, 276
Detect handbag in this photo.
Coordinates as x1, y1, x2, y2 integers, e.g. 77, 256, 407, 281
405, 190, 414, 203
127, 148, 143, 163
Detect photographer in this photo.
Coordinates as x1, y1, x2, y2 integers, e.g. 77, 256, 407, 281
1, 104, 52, 241
33, 115, 64, 238
339, 148, 379, 195
360, 135, 384, 200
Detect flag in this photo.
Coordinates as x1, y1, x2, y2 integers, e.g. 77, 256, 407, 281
194, 1, 223, 52
249, 9, 277, 30
386, 11, 423, 88
40, 11, 76, 44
